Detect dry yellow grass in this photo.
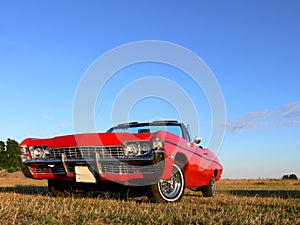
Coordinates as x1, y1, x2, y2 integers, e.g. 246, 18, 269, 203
0, 176, 299, 224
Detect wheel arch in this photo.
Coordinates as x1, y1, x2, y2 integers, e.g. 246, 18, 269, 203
214, 169, 218, 177
213, 169, 221, 180
174, 153, 188, 171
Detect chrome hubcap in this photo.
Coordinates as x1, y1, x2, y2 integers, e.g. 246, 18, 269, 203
158, 164, 183, 200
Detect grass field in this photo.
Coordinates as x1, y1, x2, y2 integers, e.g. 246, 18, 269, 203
0, 177, 299, 225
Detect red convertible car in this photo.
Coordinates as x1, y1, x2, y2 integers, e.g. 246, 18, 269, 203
19, 121, 223, 202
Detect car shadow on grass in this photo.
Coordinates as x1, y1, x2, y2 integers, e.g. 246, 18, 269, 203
0, 185, 150, 202
0, 185, 49, 196
228, 190, 300, 199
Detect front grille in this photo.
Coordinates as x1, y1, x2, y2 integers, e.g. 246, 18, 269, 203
32, 164, 154, 175
50, 146, 124, 159
100, 163, 155, 174
32, 165, 75, 174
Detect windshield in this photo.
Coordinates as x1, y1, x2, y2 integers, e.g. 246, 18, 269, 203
108, 123, 183, 137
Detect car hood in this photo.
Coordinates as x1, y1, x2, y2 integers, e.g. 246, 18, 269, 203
20, 132, 155, 148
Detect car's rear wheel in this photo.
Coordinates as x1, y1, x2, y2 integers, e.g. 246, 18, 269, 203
148, 162, 185, 203
201, 174, 215, 197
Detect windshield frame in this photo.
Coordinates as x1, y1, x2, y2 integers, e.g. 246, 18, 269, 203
107, 121, 185, 138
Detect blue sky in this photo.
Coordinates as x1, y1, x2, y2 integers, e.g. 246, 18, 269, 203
0, 1, 299, 178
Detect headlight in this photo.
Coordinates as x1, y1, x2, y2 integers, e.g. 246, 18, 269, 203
140, 142, 151, 154
124, 143, 139, 157
20, 145, 28, 154
123, 141, 151, 157
29, 146, 50, 159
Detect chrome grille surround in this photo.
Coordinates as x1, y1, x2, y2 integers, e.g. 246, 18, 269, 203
34, 146, 155, 175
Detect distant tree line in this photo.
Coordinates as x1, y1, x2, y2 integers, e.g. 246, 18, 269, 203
0, 139, 20, 172
282, 174, 298, 180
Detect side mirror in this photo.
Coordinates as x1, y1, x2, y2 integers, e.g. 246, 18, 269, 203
194, 137, 202, 145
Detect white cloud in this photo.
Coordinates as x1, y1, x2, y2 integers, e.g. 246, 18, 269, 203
226, 102, 300, 132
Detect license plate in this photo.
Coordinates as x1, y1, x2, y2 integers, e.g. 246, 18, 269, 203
75, 166, 96, 183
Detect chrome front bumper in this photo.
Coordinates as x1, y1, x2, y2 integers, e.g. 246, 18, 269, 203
19, 149, 165, 179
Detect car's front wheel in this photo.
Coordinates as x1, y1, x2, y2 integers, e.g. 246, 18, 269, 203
148, 162, 185, 202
